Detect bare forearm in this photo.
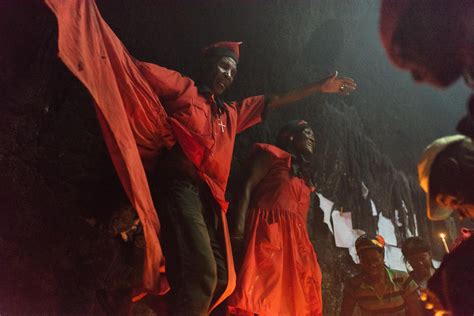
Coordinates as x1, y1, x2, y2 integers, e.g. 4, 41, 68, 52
268, 82, 323, 109
267, 72, 357, 110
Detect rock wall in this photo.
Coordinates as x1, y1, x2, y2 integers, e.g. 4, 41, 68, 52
0, 0, 469, 314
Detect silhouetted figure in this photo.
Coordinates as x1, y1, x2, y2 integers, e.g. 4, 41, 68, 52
379, 0, 474, 138
417, 135, 474, 315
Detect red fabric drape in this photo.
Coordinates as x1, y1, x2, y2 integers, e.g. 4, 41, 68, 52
45, 0, 175, 294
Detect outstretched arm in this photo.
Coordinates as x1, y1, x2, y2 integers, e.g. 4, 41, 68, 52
267, 71, 357, 110
231, 150, 273, 239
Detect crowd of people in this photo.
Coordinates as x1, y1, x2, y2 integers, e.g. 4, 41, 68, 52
44, 0, 472, 315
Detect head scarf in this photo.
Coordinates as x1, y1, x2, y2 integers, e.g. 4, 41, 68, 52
276, 120, 315, 187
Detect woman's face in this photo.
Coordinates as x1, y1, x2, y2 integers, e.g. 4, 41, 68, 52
406, 251, 433, 275
293, 127, 316, 155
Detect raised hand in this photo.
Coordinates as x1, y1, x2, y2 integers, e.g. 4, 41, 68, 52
318, 71, 357, 95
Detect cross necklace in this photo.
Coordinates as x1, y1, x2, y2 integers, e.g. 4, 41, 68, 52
216, 107, 226, 133
217, 118, 226, 133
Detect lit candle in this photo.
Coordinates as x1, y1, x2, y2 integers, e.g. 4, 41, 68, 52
439, 233, 450, 253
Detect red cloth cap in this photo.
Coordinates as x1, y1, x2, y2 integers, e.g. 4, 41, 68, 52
203, 41, 242, 63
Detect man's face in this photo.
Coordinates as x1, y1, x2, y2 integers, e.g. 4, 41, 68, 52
359, 248, 385, 277
435, 193, 474, 219
293, 127, 316, 155
204, 56, 237, 96
390, 49, 463, 88
406, 251, 432, 274
380, 1, 465, 88
456, 204, 474, 219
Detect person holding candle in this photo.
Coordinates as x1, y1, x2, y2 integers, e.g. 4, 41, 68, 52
379, 2, 474, 313
417, 135, 474, 315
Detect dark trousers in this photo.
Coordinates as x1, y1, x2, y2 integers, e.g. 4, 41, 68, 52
153, 177, 228, 316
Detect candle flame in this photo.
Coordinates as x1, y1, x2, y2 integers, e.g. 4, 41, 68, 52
439, 233, 445, 238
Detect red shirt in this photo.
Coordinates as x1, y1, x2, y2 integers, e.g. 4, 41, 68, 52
139, 62, 267, 211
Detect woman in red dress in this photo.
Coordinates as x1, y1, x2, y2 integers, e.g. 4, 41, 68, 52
229, 120, 323, 316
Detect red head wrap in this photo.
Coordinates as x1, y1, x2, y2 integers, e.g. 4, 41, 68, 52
202, 41, 242, 63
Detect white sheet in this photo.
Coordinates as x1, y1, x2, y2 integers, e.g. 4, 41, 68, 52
370, 199, 378, 216
332, 210, 366, 249
385, 245, 407, 271
332, 211, 354, 248
377, 213, 398, 246
317, 193, 334, 234
361, 181, 369, 199
413, 213, 419, 236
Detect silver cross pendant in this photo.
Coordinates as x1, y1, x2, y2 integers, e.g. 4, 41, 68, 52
217, 118, 226, 133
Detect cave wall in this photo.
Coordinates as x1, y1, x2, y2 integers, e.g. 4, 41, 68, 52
0, 0, 469, 315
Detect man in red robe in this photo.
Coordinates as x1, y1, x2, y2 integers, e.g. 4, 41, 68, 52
45, 1, 356, 314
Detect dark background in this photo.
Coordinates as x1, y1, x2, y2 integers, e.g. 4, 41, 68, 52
0, 0, 470, 314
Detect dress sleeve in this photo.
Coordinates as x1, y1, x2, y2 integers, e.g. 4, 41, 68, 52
234, 95, 267, 133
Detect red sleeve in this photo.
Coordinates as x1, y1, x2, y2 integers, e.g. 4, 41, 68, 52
234, 95, 267, 133
137, 62, 195, 102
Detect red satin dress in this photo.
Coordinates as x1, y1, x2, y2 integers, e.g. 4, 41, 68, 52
229, 143, 323, 316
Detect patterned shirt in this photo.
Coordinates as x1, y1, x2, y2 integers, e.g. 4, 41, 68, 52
344, 268, 419, 315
